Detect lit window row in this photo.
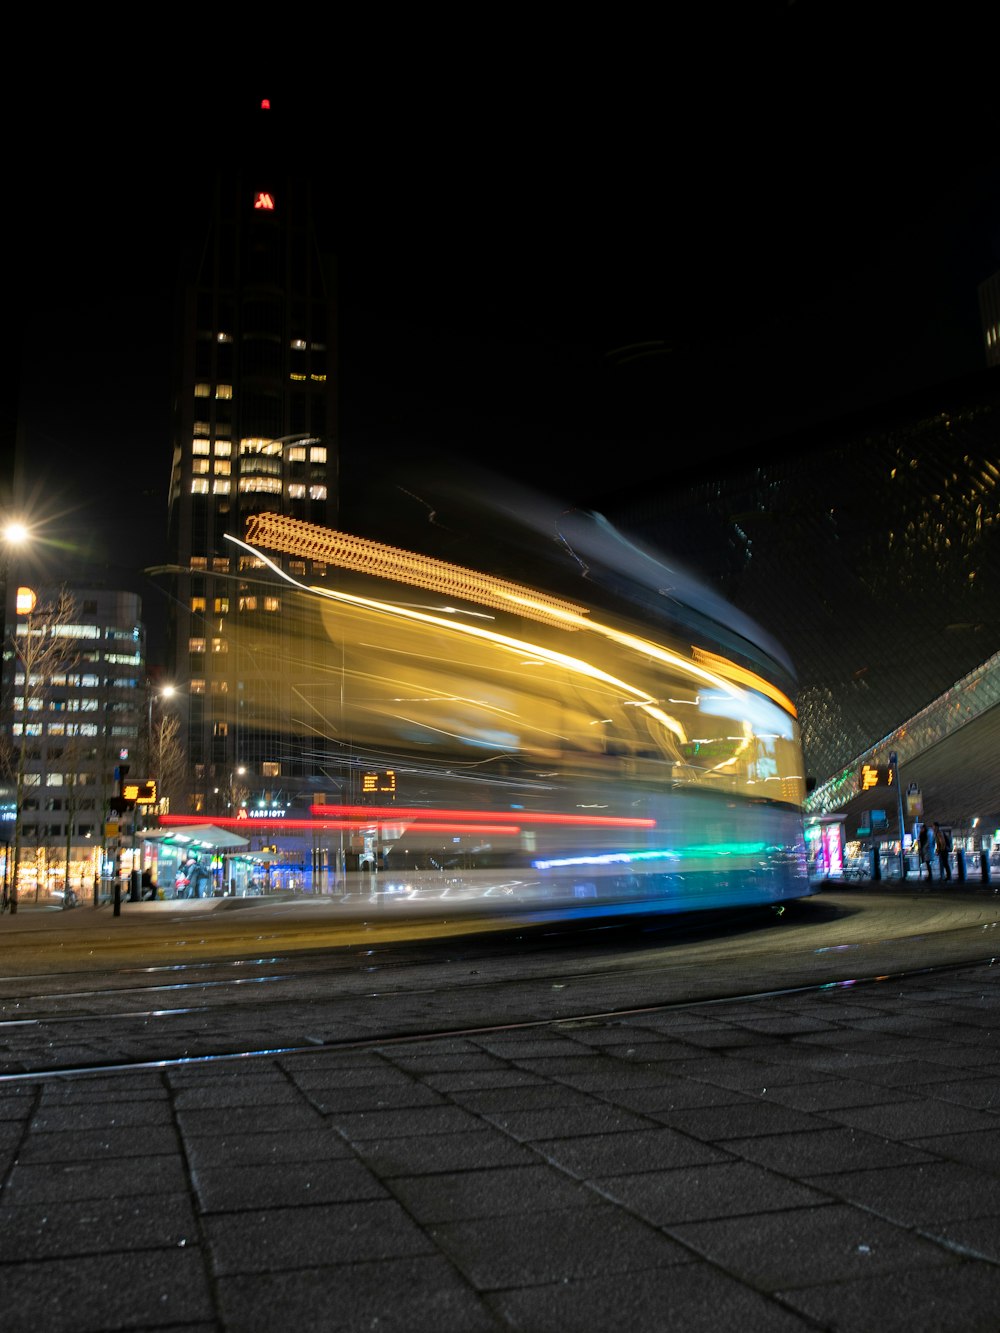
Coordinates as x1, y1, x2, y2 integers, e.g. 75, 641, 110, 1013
13, 722, 100, 738
14, 697, 97, 713
289, 373, 327, 382
288, 484, 328, 500
192, 439, 233, 457
190, 479, 232, 494
187, 639, 229, 654
189, 558, 232, 572
290, 340, 325, 351
194, 384, 233, 399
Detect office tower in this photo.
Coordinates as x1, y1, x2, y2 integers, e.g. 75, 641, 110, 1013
980, 270, 1000, 369
1, 585, 146, 901
164, 100, 338, 819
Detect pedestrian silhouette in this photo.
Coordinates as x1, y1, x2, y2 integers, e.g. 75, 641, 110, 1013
933, 822, 952, 881
917, 823, 932, 880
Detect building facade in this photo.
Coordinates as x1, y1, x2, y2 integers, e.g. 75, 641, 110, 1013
981, 270, 1000, 370
600, 366, 1000, 791
163, 101, 338, 822
1, 586, 146, 901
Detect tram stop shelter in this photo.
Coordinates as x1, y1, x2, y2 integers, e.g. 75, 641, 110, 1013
143, 824, 250, 896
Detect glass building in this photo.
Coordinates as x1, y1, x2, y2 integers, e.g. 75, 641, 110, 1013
600, 366, 1000, 794
0, 585, 146, 902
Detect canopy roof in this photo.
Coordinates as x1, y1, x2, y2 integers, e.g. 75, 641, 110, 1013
143, 824, 249, 852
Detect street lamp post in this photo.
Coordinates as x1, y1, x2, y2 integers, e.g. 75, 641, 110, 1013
0, 523, 30, 906
138, 684, 176, 900
9, 584, 37, 914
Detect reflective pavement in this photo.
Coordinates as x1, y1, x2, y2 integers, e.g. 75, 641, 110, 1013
3, 885, 1000, 1330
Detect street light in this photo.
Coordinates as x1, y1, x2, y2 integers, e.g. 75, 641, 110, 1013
135, 683, 178, 899
0, 523, 32, 910
7, 584, 37, 914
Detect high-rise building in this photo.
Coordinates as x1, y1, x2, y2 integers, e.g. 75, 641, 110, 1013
163, 100, 338, 819
0, 585, 146, 901
980, 270, 1000, 369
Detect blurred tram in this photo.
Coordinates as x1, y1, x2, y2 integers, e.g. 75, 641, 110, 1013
163, 505, 815, 918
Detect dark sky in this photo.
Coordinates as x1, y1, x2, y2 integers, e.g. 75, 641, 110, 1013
8, 17, 1000, 653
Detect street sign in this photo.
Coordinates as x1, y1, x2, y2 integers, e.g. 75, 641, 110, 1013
860, 763, 895, 791
122, 778, 157, 805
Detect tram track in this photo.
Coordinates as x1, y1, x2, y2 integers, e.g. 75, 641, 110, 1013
1, 890, 1000, 1083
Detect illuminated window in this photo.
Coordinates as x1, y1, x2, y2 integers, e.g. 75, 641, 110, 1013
193, 439, 210, 456
239, 556, 266, 570
290, 372, 307, 382
191, 556, 208, 570
189, 638, 206, 654
264, 597, 280, 612
216, 384, 233, 400
214, 721, 229, 737
191, 597, 206, 613
190, 679, 206, 694
310, 446, 327, 463
289, 560, 306, 575
217, 331, 233, 344
309, 373, 327, 383
211, 638, 228, 654
210, 679, 229, 694
194, 421, 210, 436
215, 440, 232, 457
191, 478, 209, 494
194, 383, 210, 398
239, 596, 258, 611
214, 459, 231, 475
288, 483, 306, 499
262, 761, 280, 777
291, 339, 306, 350
193, 458, 210, 475
239, 477, 282, 494
309, 485, 328, 500
212, 557, 230, 572
287, 446, 307, 462
213, 479, 231, 495
214, 597, 229, 613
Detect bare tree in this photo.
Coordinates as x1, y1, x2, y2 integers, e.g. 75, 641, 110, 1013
7, 587, 80, 914
59, 729, 89, 908
151, 712, 186, 817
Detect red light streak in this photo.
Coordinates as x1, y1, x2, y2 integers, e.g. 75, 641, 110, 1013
156, 814, 520, 836
309, 804, 655, 828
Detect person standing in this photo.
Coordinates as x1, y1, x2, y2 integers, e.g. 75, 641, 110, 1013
933, 822, 952, 881
917, 823, 932, 880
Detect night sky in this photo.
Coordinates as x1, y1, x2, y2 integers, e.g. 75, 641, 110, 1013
8, 24, 1000, 663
